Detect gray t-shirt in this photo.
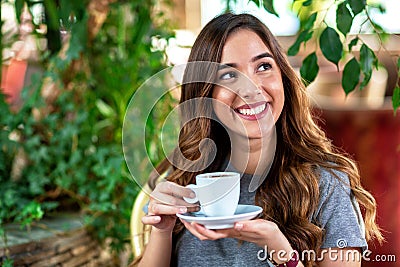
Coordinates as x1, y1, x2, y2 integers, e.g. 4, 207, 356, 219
172, 167, 367, 267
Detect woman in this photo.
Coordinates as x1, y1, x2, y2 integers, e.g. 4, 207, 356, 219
137, 13, 383, 267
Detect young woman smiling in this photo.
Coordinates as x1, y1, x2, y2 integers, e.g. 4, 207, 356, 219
135, 13, 383, 267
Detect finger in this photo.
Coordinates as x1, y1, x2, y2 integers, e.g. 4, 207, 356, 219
233, 220, 277, 242
150, 191, 176, 205
214, 228, 241, 237
149, 203, 187, 215
212, 228, 246, 240
180, 219, 209, 241
158, 181, 196, 199
191, 223, 230, 240
141, 215, 161, 225
150, 189, 197, 207
151, 190, 198, 207
234, 219, 271, 234
186, 205, 201, 213
214, 227, 263, 243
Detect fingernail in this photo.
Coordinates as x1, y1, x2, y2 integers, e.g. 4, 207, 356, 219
235, 223, 243, 230
179, 207, 187, 213
189, 192, 196, 198
154, 216, 161, 222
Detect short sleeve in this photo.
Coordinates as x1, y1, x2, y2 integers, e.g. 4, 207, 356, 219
313, 169, 368, 251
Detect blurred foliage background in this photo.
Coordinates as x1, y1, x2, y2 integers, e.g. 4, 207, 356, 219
1, 0, 175, 264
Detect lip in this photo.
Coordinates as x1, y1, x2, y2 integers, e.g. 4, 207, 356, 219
234, 101, 269, 121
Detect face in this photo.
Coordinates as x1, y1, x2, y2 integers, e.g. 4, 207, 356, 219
212, 29, 285, 139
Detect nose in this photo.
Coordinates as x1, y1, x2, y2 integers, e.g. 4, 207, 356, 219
237, 75, 262, 99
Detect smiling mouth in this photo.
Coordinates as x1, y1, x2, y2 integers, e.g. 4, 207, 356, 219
236, 103, 266, 115
233, 102, 269, 121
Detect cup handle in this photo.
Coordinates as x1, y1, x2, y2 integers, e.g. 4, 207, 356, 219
183, 184, 198, 204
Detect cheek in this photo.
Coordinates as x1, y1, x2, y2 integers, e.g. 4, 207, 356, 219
212, 87, 236, 107
264, 78, 285, 121
267, 76, 284, 96
276, 88, 285, 121
274, 85, 284, 106
212, 87, 236, 124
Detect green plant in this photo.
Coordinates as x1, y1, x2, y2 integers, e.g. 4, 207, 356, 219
226, 0, 400, 113
1, 258, 13, 267
0, 81, 134, 253
1, 0, 175, 263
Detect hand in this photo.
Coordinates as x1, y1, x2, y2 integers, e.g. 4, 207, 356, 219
142, 181, 199, 233
180, 218, 294, 262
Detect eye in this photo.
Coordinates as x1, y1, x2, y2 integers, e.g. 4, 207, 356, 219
257, 63, 272, 72
219, 71, 238, 81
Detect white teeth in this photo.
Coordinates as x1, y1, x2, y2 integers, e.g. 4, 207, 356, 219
237, 104, 266, 115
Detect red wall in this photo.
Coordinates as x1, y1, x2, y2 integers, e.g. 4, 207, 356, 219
317, 107, 400, 266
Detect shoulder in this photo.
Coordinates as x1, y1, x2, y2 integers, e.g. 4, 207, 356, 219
313, 166, 361, 227
312, 167, 354, 223
314, 167, 367, 250
317, 167, 351, 199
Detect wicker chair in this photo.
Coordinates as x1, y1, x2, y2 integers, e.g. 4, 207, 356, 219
130, 183, 151, 260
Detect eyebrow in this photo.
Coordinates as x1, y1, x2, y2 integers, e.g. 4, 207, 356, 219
251, 52, 274, 62
218, 52, 274, 70
217, 63, 237, 70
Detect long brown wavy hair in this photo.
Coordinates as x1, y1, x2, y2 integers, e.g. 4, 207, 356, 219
150, 12, 383, 266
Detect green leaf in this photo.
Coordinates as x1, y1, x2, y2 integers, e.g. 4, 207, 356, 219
370, 20, 385, 34
342, 57, 360, 95
1, 258, 14, 267
320, 27, 343, 69
300, 52, 319, 85
393, 86, 400, 115
397, 57, 400, 77
348, 37, 359, 51
263, 0, 279, 17
288, 41, 301, 57
16, 201, 44, 228
359, 44, 377, 89
66, 17, 88, 63
288, 30, 313, 56
303, 13, 317, 31
337, 2, 353, 36
303, 31, 313, 41
43, 0, 60, 30
14, 0, 24, 23
96, 99, 116, 118
349, 0, 366, 16
303, 0, 312, 6
59, 0, 74, 29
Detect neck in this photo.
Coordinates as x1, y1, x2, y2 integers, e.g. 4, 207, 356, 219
229, 131, 276, 175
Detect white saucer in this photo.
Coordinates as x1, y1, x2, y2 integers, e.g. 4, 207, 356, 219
176, 204, 263, 229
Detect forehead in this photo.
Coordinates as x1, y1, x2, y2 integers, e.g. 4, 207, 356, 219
221, 29, 271, 62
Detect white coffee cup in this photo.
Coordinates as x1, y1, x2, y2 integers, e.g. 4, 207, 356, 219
183, 172, 240, 217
